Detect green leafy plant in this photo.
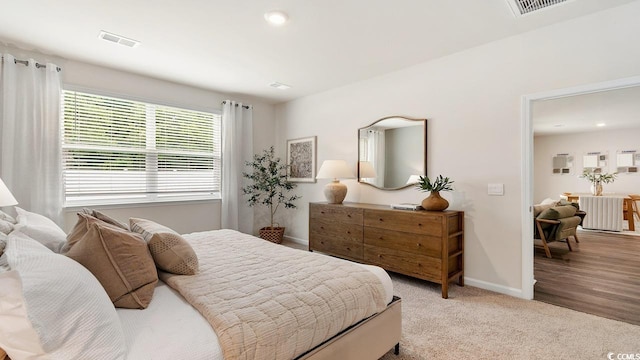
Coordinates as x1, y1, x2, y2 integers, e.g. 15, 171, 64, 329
416, 175, 454, 193
242, 146, 301, 228
580, 169, 617, 184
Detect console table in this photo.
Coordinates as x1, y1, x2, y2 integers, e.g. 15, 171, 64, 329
309, 202, 464, 298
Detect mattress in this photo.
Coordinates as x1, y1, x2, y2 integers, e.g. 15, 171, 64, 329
117, 263, 393, 360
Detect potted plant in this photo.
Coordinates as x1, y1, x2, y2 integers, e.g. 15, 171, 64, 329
580, 169, 617, 196
242, 146, 301, 243
416, 175, 454, 211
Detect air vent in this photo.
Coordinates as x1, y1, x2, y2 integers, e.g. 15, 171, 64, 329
269, 82, 291, 90
506, 0, 570, 17
98, 31, 140, 48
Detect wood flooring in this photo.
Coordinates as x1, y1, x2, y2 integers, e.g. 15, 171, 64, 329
534, 229, 640, 325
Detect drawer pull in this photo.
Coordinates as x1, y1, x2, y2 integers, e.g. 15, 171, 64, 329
378, 254, 383, 258
320, 241, 325, 245
346, 247, 351, 251
417, 243, 421, 247
418, 223, 423, 227
379, 236, 384, 240
346, 231, 351, 234
347, 214, 352, 218
379, 218, 384, 222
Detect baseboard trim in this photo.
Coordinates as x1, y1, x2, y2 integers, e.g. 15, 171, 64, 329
464, 277, 524, 299
283, 235, 308, 247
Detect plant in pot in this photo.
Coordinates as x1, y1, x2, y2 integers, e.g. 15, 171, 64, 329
416, 175, 454, 211
580, 169, 616, 196
242, 146, 301, 243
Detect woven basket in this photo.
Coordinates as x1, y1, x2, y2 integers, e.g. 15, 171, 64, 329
259, 227, 285, 244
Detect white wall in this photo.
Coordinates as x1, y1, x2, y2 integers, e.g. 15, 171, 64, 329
1, 45, 276, 234
534, 128, 640, 203
275, 2, 640, 295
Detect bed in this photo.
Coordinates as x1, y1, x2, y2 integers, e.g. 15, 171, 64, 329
0, 208, 401, 360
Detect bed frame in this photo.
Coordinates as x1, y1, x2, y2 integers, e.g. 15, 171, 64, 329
298, 296, 402, 360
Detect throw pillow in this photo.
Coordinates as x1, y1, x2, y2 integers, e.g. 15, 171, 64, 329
129, 218, 199, 275
0, 220, 12, 235
0, 210, 15, 224
80, 208, 129, 230
538, 205, 577, 220
0, 231, 126, 359
14, 207, 66, 252
65, 214, 158, 309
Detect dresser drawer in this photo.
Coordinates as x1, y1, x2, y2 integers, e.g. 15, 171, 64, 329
310, 233, 363, 261
310, 203, 363, 225
364, 227, 441, 258
364, 245, 442, 282
310, 220, 362, 243
364, 209, 443, 236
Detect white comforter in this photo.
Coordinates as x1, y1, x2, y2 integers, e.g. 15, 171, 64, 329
159, 229, 388, 360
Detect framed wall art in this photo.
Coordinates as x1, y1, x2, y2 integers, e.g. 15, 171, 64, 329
287, 136, 317, 182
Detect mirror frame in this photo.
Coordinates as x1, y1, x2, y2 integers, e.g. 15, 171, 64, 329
357, 115, 427, 190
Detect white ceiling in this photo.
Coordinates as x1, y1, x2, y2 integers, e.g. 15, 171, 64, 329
0, 0, 637, 104
533, 85, 640, 136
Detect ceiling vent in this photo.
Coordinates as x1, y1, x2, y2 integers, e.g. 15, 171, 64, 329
98, 31, 140, 48
269, 82, 291, 90
506, 0, 570, 17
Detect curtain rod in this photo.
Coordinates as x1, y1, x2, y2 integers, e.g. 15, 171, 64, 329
222, 100, 251, 110
1, 56, 62, 72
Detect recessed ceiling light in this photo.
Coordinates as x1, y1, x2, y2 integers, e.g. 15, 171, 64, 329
98, 30, 140, 48
553, 124, 564, 128
596, 123, 606, 127
264, 11, 289, 26
269, 82, 291, 90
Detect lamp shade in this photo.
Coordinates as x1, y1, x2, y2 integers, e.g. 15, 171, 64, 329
359, 161, 377, 178
316, 160, 355, 180
0, 178, 18, 206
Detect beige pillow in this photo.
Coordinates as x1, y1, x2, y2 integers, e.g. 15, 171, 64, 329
129, 218, 199, 275
80, 208, 129, 230
65, 214, 158, 309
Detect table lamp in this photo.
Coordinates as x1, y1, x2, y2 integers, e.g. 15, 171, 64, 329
316, 160, 355, 204
0, 178, 18, 207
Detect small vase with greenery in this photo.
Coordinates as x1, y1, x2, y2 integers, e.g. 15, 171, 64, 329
416, 175, 454, 211
242, 146, 301, 243
580, 169, 616, 196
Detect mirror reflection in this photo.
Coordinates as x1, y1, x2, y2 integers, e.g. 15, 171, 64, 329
358, 116, 427, 190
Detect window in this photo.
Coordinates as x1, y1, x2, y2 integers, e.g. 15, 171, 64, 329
62, 90, 221, 206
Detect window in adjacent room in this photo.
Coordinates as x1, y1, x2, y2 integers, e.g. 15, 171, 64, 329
62, 89, 221, 206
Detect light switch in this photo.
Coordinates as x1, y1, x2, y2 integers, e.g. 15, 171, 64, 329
488, 183, 504, 196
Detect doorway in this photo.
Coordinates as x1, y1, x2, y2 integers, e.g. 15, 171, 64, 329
521, 75, 640, 303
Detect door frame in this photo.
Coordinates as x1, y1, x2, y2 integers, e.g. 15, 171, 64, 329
520, 75, 640, 300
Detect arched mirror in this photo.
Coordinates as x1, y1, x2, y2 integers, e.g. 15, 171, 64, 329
358, 116, 427, 190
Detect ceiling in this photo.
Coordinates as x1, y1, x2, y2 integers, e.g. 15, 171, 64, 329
0, 0, 637, 104
533, 85, 640, 136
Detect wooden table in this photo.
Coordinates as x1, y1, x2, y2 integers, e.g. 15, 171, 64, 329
562, 193, 635, 231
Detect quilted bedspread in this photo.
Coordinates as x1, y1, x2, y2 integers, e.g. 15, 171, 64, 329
160, 229, 387, 360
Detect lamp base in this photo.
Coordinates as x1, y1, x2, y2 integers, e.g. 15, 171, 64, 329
324, 180, 347, 204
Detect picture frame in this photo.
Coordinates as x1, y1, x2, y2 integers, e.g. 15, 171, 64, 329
287, 136, 317, 183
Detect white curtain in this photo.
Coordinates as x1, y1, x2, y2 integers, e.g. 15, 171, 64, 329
221, 101, 253, 234
0, 54, 63, 224
367, 129, 386, 188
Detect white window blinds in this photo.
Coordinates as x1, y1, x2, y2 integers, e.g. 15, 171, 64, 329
62, 90, 221, 206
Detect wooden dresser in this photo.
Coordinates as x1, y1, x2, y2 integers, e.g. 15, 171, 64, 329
309, 202, 464, 298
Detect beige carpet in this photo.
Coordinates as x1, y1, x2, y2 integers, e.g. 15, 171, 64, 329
379, 274, 640, 360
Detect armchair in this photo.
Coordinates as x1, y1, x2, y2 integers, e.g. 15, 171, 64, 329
534, 203, 585, 258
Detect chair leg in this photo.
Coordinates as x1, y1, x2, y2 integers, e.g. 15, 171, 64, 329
573, 233, 579, 243
536, 221, 553, 258
565, 237, 573, 252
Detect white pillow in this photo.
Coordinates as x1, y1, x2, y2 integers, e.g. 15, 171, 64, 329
14, 207, 67, 252
0, 231, 126, 360
0, 210, 16, 224
0, 219, 13, 235
540, 198, 558, 205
